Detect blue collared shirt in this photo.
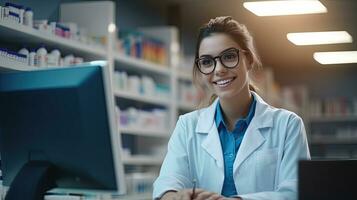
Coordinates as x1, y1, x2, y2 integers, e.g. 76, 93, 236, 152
215, 96, 256, 197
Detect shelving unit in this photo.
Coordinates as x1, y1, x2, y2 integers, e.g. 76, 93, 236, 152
0, 21, 106, 59
120, 126, 169, 138
310, 136, 357, 145
122, 155, 164, 166
0, 56, 37, 71
309, 115, 357, 123
114, 90, 170, 106
116, 193, 152, 200
176, 67, 192, 81
174, 66, 199, 115
178, 101, 196, 111
0, 3, 198, 199
115, 54, 170, 76
307, 113, 357, 159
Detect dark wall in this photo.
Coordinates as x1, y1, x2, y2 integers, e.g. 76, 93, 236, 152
115, 0, 166, 30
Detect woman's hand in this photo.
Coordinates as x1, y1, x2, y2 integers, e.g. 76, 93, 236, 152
160, 189, 242, 200
192, 189, 223, 200
160, 189, 196, 200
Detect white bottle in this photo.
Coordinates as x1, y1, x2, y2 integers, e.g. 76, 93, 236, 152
63, 54, 74, 66
59, 58, 64, 67
18, 47, 29, 66
50, 49, 61, 66
18, 47, 29, 56
29, 49, 36, 66
0, 6, 3, 21
36, 46, 47, 67
24, 8, 33, 28
19, 6, 24, 25
4, 7, 9, 20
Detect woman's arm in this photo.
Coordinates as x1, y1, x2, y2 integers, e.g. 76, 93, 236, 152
153, 116, 194, 199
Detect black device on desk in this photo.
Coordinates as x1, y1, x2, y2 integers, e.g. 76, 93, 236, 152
299, 160, 357, 200
0, 63, 126, 200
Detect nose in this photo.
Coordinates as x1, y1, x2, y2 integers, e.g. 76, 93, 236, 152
214, 58, 227, 75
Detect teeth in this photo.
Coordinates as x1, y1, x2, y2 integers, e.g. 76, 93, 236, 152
216, 78, 233, 85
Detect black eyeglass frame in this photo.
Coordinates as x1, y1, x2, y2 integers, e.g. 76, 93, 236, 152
195, 47, 247, 75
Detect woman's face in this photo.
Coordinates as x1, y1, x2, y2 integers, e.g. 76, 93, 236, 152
198, 33, 251, 101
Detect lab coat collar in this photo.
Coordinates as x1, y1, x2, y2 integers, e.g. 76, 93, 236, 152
197, 92, 274, 170
196, 92, 273, 134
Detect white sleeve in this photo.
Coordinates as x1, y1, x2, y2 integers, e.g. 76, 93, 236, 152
152, 116, 193, 199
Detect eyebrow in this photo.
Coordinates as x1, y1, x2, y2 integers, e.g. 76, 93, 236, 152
199, 47, 237, 58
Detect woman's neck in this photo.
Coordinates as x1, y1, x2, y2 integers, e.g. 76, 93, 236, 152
219, 89, 253, 131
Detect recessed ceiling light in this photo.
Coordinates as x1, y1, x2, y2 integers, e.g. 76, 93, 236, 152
287, 31, 353, 45
243, 0, 327, 16
313, 51, 357, 65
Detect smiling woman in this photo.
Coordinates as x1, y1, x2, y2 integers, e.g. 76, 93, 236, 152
193, 17, 262, 108
153, 16, 310, 200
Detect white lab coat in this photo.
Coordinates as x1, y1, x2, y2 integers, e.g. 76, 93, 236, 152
153, 92, 310, 200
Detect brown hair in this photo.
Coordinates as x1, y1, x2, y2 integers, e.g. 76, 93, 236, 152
193, 16, 262, 107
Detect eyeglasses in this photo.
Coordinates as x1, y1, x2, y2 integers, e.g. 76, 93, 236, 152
195, 48, 245, 75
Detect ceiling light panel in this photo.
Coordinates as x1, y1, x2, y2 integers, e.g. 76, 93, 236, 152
314, 51, 357, 65
243, 0, 327, 16
287, 31, 353, 45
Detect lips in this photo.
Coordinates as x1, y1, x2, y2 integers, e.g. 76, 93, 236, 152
213, 77, 236, 87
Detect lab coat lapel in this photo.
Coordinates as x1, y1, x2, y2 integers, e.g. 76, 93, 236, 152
234, 92, 273, 171
201, 126, 224, 168
197, 99, 224, 169
234, 122, 265, 170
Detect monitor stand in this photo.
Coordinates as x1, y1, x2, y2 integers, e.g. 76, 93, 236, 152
5, 161, 56, 200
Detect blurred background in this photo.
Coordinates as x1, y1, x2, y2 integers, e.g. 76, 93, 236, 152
0, 0, 356, 198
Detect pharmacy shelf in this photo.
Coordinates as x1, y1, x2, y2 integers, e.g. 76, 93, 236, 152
178, 101, 196, 111
0, 57, 37, 71
311, 156, 356, 160
114, 89, 170, 106
122, 155, 164, 165
310, 137, 357, 145
116, 193, 152, 200
114, 54, 170, 76
44, 193, 152, 200
176, 67, 192, 81
309, 115, 357, 123
120, 126, 169, 138
0, 20, 106, 58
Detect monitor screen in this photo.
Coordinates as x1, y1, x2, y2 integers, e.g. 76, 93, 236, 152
0, 64, 126, 195
299, 160, 357, 200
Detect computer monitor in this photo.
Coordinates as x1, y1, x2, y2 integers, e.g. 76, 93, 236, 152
299, 160, 357, 200
0, 63, 126, 199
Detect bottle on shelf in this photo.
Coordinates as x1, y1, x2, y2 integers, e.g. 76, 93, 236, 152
47, 49, 61, 67
28, 49, 36, 66
18, 46, 29, 65
36, 45, 48, 67
23, 7, 33, 27
63, 54, 74, 66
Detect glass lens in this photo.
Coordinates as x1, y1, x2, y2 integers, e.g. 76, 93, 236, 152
221, 50, 239, 68
198, 57, 214, 73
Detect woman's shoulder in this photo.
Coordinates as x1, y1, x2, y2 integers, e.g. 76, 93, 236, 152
254, 92, 302, 121
270, 105, 300, 118
264, 104, 304, 126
